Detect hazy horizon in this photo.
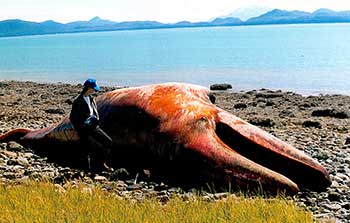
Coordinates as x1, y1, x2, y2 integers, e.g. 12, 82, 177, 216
1, 0, 350, 23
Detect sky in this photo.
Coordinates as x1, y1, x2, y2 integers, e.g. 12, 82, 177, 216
1, 0, 350, 23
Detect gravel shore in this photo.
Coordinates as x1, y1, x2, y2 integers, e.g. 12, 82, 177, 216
1, 81, 349, 222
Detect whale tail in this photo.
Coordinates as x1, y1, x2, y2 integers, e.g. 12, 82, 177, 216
0, 128, 32, 142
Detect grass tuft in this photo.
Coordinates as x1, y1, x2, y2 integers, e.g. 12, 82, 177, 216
0, 180, 313, 223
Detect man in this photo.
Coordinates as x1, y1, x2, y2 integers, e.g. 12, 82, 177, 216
69, 78, 113, 171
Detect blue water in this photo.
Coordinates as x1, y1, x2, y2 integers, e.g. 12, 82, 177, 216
0, 23, 350, 95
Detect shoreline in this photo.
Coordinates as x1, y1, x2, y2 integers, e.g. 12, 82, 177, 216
1, 78, 350, 97
0, 19, 349, 39
1, 80, 350, 221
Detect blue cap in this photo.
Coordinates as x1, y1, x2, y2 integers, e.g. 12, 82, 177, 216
84, 78, 100, 91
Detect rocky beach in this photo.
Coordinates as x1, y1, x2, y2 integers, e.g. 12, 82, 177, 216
0, 81, 349, 222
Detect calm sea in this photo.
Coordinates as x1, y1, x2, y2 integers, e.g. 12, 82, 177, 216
0, 23, 350, 95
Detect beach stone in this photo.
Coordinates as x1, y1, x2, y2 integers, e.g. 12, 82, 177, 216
248, 102, 257, 107
168, 187, 182, 193
328, 191, 342, 202
234, 103, 247, 109
27, 90, 37, 96
313, 213, 333, 220
299, 103, 313, 108
115, 180, 128, 189
333, 110, 350, 119
279, 109, 295, 118
54, 184, 66, 194
94, 175, 107, 182
208, 92, 216, 104
7, 141, 24, 151
65, 99, 73, 105
16, 157, 29, 167
135, 169, 152, 181
81, 187, 93, 195
158, 195, 170, 203
23, 152, 34, 158
311, 108, 349, 119
214, 192, 229, 200
324, 203, 342, 211
3, 172, 16, 179
154, 183, 168, 191
0, 143, 7, 150
108, 168, 129, 181
45, 108, 65, 115
0, 82, 8, 88
249, 117, 275, 127
127, 184, 143, 191
210, 83, 232, 91
342, 202, 350, 209
1, 150, 17, 159
335, 173, 349, 182
345, 138, 350, 145
255, 92, 284, 98
265, 100, 275, 106
302, 120, 322, 129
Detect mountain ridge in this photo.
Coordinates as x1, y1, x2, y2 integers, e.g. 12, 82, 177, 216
245, 8, 350, 25
219, 6, 272, 21
1, 8, 350, 37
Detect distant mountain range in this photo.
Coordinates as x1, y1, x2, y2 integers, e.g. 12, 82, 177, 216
245, 8, 350, 25
219, 6, 272, 21
1, 8, 350, 37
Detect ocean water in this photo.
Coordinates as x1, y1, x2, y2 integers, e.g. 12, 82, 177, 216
0, 23, 350, 95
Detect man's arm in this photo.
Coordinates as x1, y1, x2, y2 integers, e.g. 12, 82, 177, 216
69, 97, 85, 130
91, 97, 99, 120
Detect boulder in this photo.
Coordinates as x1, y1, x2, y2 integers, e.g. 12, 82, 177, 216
210, 83, 232, 91
302, 120, 322, 129
249, 117, 275, 127
255, 92, 284, 98
234, 103, 247, 109
312, 108, 349, 119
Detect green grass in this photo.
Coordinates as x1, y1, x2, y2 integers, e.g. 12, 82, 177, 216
0, 181, 313, 223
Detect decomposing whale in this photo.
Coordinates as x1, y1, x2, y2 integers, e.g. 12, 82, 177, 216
0, 82, 331, 194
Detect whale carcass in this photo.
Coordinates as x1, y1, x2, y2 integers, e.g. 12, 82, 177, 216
0, 83, 331, 194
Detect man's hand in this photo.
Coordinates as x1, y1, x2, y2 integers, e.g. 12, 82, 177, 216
84, 115, 99, 127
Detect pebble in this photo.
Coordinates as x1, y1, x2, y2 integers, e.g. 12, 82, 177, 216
45, 108, 65, 115
1, 150, 17, 159
16, 157, 29, 167
342, 202, 350, 209
328, 191, 342, 202
324, 203, 342, 211
7, 141, 24, 151
127, 184, 144, 191
345, 138, 350, 145
94, 175, 107, 182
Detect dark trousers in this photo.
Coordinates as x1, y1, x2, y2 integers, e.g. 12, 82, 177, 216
78, 125, 112, 170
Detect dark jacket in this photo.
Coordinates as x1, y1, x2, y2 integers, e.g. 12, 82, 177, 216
69, 94, 99, 132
